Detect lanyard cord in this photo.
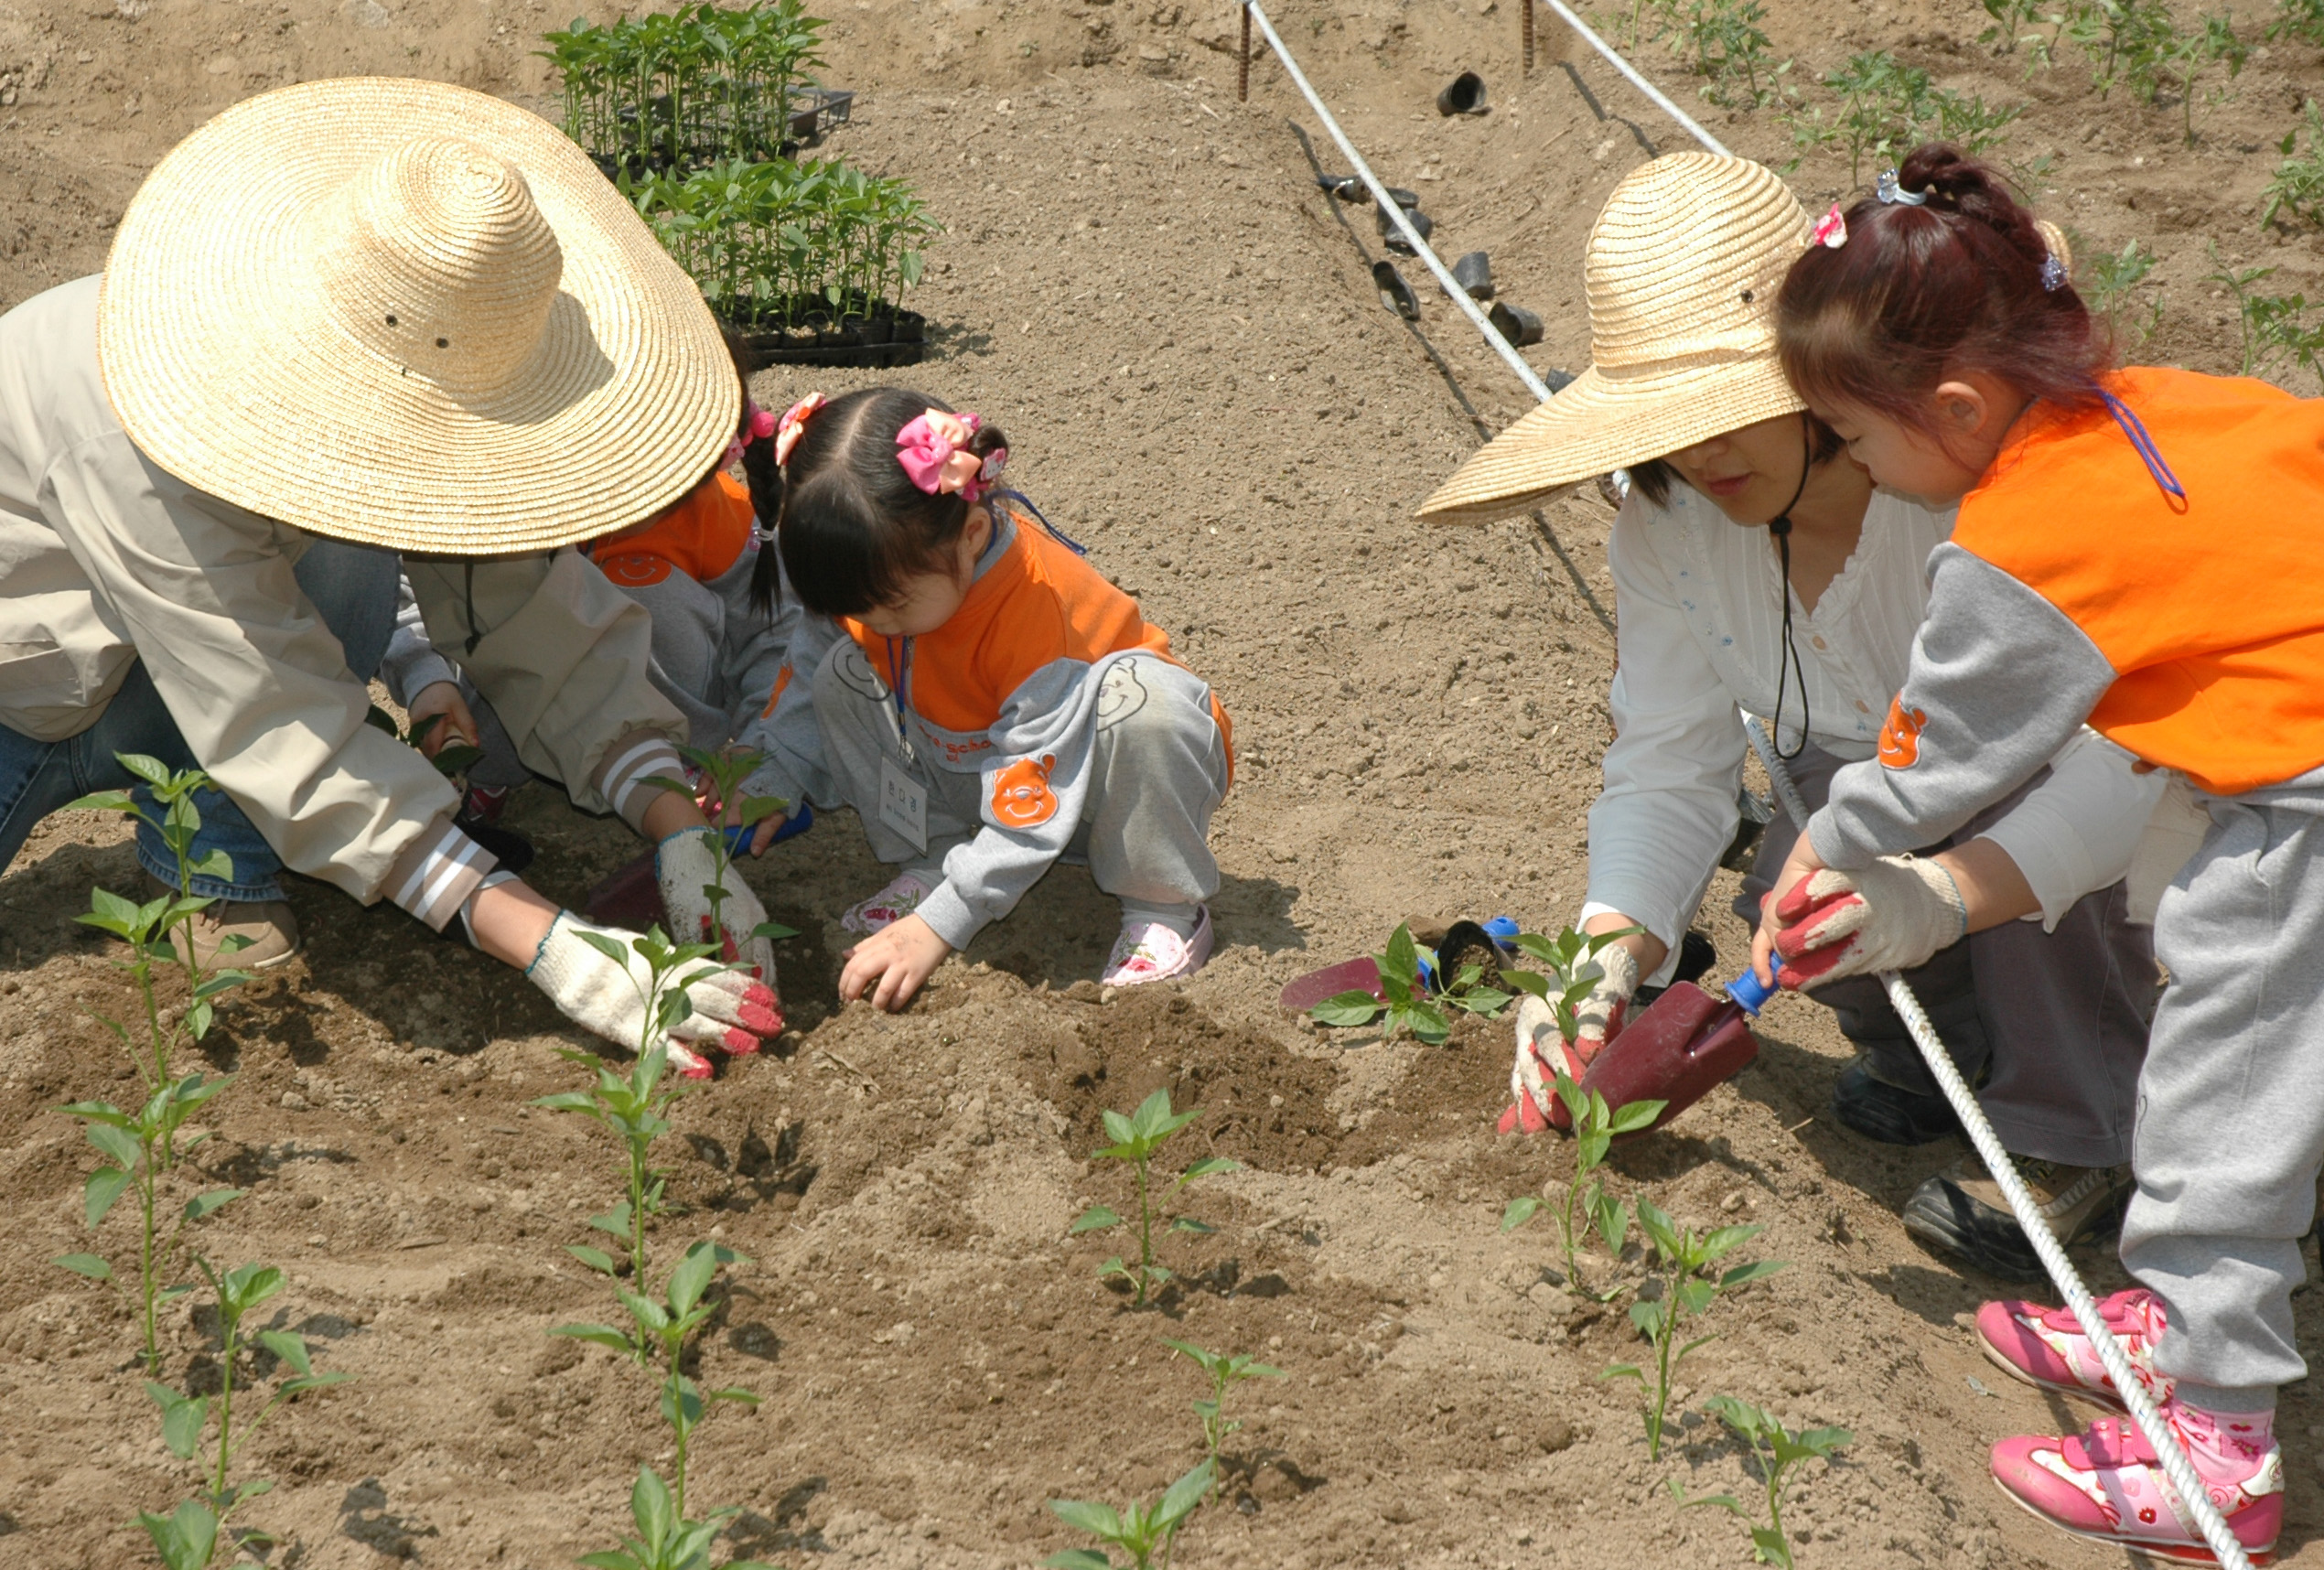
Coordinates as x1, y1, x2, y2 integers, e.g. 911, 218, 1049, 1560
2097, 389, 2187, 500
886, 634, 914, 755
1765, 414, 1817, 761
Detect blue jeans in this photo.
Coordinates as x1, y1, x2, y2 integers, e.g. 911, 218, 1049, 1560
0, 539, 403, 902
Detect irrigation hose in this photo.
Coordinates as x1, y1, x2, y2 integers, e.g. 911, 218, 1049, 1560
1238, 1, 1557, 403
1741, 715, 2253, 1570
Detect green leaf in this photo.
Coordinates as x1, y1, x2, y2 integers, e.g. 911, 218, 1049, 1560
1750, 1525, 1796, 1568
751, 919, 802, 941
67, 788, 137, 813
278, 1372, 354, 1395
1155, 1458, 1216, 1530
1383, 923, 1420, 986
1049, 1500, 1126, 1539
1676, 1277, 1716, 1316
1311, 990, 1384, 1027
1452, 985, 1512, 1014
1632, 1196, 1681, 1261
257, 1330, 314, 1377
1719, 1258, 1789, 1290
1591, 1189, 1629, 1254
1699, 1222, 1765, 1262
87, 1123, 142, 1170
1600, 1362, 1644, 1383
1178, 1156, 1240, 1183
181, 1188, 243, 1223
54, 1252, 113, 1282
1629, 1299, 1664, 1338
565, 1245, 619, 1274
1042, 1553, 1117, 1570
1603, 1098, 1668, 1134
549, 1323, 635, 1352
1168, 1217, 1216, 1234
1501, 1197, 1544, 1232
1070, 1206, 1121, 1234
84, 1166, 133, 1228
145, 1382, 207, 1457
137, 1498, 219, 1570
630, 1466, 676, 1545
668, 1241, 721, 1317
576, 930, 630, 965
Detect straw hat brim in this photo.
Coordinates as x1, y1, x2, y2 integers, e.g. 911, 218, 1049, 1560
1419, 351, 1806, 526
99, 78, 738, 554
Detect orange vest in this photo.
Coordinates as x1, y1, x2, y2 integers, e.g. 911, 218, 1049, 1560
590, 471, 756, 588
1951, 367, 2324, 796
841, 512, 1232, 773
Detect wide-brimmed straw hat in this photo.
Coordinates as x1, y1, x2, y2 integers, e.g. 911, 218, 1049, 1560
99, 77, 738, 554
1420, 152, 1812, 526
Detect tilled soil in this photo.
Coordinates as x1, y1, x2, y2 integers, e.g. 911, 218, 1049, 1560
5, 0, 2324, 1566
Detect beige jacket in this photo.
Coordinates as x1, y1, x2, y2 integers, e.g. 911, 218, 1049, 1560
0, 276, 687, 928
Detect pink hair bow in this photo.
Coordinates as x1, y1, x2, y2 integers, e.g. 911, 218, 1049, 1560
1811, 202, 1848, 249
723, 401, 783, 468
896, 408, 1005, 503
772, 392, 826, 468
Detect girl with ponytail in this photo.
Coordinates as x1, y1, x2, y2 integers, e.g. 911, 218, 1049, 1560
1763, 143, 2324, 1562
731, 387, 1233, 1012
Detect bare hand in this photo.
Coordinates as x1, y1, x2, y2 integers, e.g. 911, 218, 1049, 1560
839, 913, 952, 1012
407, 681, 480, 761
1751, 834, 1829, 984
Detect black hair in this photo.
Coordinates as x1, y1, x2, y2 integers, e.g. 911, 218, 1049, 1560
1623, 414, 1846, 509
749, 386, 1010, 618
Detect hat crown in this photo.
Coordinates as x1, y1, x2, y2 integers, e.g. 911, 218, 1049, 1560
1583, 152, 1810, 375
310, 138, 564, 396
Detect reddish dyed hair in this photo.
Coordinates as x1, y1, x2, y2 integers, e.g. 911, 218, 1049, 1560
1776, 145, 2112, 441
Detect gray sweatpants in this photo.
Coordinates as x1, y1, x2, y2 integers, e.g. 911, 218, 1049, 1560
2123, 784, 2324, 1411
814, 645, 1228, 931
1739, 745, 2156, 1167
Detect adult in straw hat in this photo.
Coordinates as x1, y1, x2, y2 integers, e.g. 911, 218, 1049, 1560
0, 78, 787, 1072
1421, 152, 2158, 1279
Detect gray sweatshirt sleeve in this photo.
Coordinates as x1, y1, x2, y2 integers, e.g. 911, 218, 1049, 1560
733, 600, 839, 814
1809, 543, 2117, 870
912, 654, 1111, 951
377, 574, 457, 710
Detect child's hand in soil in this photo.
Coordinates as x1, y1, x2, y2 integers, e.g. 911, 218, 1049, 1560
407, 680, 481, 760
840, 913, 952, 1011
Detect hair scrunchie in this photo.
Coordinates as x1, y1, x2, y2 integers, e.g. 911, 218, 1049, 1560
896, 408, 1006, 504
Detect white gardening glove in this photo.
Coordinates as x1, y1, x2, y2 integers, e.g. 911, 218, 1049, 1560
1769, 855, 1966, 989
526, 911, 786, 1078
1501, 945, 1640, 1135
655, 827, 780, 990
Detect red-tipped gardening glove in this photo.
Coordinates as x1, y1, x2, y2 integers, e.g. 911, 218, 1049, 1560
1770, 855, 1967, 990
1498, 945, 1641, 1134
526, 911, 785, 1077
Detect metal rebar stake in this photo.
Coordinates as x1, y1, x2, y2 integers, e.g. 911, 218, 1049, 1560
1238, 2, 1251, 102
1522, 0, 1534, 73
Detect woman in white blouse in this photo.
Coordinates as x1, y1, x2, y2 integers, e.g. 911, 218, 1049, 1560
1422, 152, 2161, 1280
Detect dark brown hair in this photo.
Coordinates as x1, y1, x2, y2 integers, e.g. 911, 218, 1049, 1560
1776, 145, 2111, 440
1626, 413, 1846, 509
752, 387, 1009, 618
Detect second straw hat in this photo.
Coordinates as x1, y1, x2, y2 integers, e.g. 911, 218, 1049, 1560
99, 77, 739, 554
1419, 152, 1811, 526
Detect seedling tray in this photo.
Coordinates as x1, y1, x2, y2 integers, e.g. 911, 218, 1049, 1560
727, 303, 929, 367
786, 86, 854, 145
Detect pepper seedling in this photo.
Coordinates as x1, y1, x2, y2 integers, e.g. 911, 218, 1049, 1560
1070, 1089, 1239, 1307
1671, 1396, 1854, 1568
554, 1241, 759, 1526
364, 701, 486, 780
1044, 1459, 1215, 1570
138, 1259, 352, 1570
1308, 922, 1453, 1043
1161, 1340, 1284, 1467
1502, 1070, 1664, 1298
580, 1465, 780, 1570
55, 756, 255, 1375
1602, 1198, 1787, 1460
650, 744, 800, 963
535, 1038, 694, 1294
1501, 923, 1643, 1042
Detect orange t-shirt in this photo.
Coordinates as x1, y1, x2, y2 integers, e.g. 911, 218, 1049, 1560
590, 471, 756, 589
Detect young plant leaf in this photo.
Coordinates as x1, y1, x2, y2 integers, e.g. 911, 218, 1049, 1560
1178, 1156, 1240, 1182
1310, 990, 1384, 1027
54, 1253, 114, 1282
1070, 1206, 1121, 1234
1501, 1197, 1544, 1232
85, 1166, 133, 1228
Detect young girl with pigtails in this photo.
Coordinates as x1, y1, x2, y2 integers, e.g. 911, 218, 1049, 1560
1760, 143, 2324, 1561
729, 389, 1233, 1011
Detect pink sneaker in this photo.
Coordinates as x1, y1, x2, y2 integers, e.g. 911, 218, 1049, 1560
841, 871, 936, 935
1977, 1286, 2171, 1411
1991, 1403, 2282, 1564
1101, 907, 1213, 987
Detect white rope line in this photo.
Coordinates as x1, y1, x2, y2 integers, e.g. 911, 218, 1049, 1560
1240, 2, 1555, 403
1534, 0, 1732, 157
1742, 715, 2252, 1570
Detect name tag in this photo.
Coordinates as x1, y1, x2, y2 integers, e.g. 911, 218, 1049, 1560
878, 756, 929, 855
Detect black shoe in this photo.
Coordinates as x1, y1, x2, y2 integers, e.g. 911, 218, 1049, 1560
1903, 1155, 2132, 1281
1831, 1060, 1960, 1145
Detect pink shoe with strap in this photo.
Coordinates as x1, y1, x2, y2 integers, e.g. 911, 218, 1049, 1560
1977, 1285, 2171, 1411
841, 871, 937, 936
1101, 907, 1213, 987
1991, 1400, 2282, 1564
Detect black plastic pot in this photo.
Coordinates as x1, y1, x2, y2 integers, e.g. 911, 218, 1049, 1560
1489, 300, 1543, 346
1379, 206, 1434, 253
1451, 251, 1493, 300
729, 303, 931, 367
1372, 261, 1420, 321
1436, 71, 1487, 115
786, 87, 855, 145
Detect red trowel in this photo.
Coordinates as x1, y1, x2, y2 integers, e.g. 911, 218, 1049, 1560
1523, 969, 1772, 1136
